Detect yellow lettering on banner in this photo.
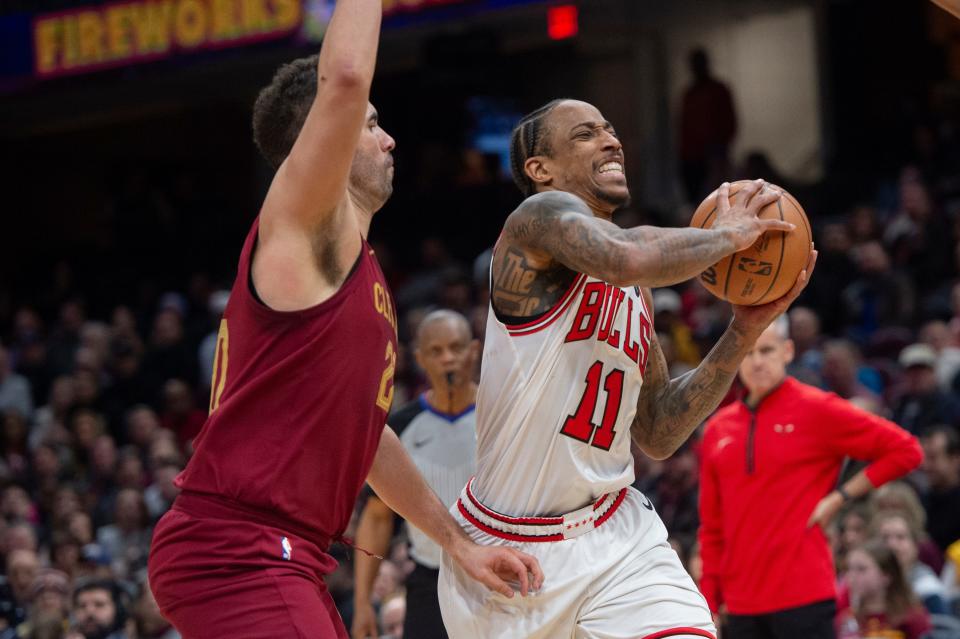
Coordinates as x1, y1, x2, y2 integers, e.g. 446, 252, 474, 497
129, 0, 174, 55
77, 11, 105, 64
241, 0, 269, 33
211, 0, 240, 41
105, 5, 132, 59
34, 18, 61, 74
174, 0, 208, 48
272, 0, 301, 31
62, 15, 81, 68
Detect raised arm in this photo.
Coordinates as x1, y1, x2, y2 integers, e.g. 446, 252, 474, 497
632, 248, 817, 460
264, 0, 382, 228
499, 180, 790, 290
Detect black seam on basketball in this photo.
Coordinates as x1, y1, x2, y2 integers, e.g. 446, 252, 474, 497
700, 205, 717, 228
784, 191, 812, 244
755, 197, 787, 305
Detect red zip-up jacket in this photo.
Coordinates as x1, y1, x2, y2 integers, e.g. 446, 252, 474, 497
698, 376, 923, 615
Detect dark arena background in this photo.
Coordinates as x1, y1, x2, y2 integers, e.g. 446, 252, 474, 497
2, 0, 960, 637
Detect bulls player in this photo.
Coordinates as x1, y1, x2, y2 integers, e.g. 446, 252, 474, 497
147, 2, 541, 637
437, 99, 817, 638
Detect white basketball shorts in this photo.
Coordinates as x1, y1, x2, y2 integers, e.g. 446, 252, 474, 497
438, 480, 716, 639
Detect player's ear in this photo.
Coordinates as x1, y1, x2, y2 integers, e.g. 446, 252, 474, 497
524, 156, 552, 188
783, 338, 796, 365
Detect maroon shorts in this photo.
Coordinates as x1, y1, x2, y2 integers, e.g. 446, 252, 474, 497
148, 492, 347, 639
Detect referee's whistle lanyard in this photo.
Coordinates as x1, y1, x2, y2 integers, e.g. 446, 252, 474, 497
743, 379, 787, 476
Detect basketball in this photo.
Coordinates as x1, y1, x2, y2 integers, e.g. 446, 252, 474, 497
689, 181, 812, 306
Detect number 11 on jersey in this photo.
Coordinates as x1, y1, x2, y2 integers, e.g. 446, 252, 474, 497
560, 361, 624, 451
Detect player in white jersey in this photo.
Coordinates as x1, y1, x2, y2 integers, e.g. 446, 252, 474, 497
438, 99, 818, 639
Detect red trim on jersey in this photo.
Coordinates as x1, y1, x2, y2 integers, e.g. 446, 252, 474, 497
466, 480, 563, 525
637, 287, 652, 321
457, 501, 565, 542
506, 274, 588, 336
593, 488, 627, 527
642, 628, 715, 639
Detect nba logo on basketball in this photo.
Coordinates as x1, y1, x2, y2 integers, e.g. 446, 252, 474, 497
281, 537, 292, 561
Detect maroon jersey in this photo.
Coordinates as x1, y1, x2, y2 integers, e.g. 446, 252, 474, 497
176, 218, 398, 541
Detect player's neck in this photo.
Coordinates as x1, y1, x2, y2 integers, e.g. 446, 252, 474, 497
426, 384, 476, 416
345, 191, 376, 239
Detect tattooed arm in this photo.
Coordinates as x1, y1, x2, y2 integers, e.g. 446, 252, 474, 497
631, 249, 818, 460
500, 181, 790, 290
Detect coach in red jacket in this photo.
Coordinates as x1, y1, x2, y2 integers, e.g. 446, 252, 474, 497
699, 316, 922, 639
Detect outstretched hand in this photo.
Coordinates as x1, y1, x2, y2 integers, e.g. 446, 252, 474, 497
732, 244, 818, 333
455, 543, 544, 598
713, 180, 796, 252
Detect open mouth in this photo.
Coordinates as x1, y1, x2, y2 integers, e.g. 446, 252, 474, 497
597, 161, 624, 176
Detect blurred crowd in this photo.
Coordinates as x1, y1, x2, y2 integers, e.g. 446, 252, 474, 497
3, 87, 960, 639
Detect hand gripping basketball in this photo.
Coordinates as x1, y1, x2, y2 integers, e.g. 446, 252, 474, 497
712, 179, 795, 252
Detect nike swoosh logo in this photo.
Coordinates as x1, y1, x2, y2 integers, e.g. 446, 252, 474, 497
640, 496, 653, 511
413, 439, 432, 449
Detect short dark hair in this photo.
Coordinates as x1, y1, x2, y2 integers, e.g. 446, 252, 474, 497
252, 55, 319, 170
73, 578, 129, 629
509, 99, 567, 197
923, 424, 960, 455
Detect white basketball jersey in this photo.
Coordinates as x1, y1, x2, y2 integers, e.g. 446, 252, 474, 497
473, 272, 654, 516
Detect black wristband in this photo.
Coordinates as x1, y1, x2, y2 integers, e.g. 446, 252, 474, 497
837, 486, 852, 501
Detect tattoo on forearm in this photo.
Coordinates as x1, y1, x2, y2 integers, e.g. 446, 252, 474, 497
632, 324, 750, 456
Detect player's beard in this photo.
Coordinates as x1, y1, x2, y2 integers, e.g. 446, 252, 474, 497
350, 153, 393, 211
77, 620, 114, 639
592, 183, 630, 208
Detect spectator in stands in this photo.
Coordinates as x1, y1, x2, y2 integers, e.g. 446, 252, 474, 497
30, 377, 75, 450
123, 406, 158, 455
678, 47, 737, 204
20, 568, 71, 637
143, 462, 180, 523
0, 549, 39, 631
892, 344, 960, 434
870, 481, 944, 574
873, 510, 949, 613
841, 241, 915, 338
157, 381, 204, 451
836, 540, 931, 639
835, 501, 872, 575
787, 306, 824, 385
379, 595, 405, 639
821, 339, 882, 403
0, 345, 33, 420
47, 301, 85, 378
67, 579, 129, 639
95, 489, 150, 581
920, 426, 960, 552
919, 320, 960, 392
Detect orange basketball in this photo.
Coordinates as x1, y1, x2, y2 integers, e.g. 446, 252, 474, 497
689, 181, 812, 306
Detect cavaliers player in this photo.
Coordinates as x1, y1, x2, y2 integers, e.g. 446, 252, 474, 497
147, 2, 542, 637
437, 99, 817, 638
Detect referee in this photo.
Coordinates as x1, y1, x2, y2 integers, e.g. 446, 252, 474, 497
352, 309, 480, 639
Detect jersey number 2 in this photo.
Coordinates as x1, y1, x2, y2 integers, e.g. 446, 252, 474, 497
560, 361, 624, 451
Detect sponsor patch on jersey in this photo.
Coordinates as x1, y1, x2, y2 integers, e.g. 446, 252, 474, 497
281, 536, 292, 561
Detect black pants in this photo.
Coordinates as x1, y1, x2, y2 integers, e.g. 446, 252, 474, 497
725, 599, 836, 639
404, 562, 448, 639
